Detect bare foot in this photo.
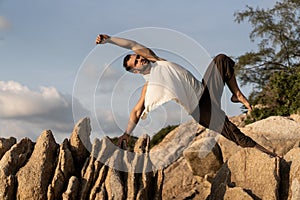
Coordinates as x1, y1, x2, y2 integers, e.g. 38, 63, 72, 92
231, 93, 253, 111
231, 95, 239, 103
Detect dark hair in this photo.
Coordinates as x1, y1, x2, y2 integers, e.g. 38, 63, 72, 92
123, 54, 132, 71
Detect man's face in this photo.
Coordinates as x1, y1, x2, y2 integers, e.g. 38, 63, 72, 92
126, 54, 150, 73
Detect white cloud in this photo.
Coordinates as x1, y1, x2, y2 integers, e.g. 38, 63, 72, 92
0, 81, 89, 143
0, 81, 67, 118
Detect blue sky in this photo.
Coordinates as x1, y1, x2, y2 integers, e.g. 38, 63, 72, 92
0, 0, 276, 142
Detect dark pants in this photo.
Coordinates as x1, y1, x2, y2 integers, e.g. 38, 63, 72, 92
197, 54, 256, 148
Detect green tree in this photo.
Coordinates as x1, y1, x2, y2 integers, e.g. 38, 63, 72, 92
234, 0, 300, 122
234, 0, 300, 87
245, 70, 300, 123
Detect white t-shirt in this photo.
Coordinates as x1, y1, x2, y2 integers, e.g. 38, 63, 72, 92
141, 61, 203, 119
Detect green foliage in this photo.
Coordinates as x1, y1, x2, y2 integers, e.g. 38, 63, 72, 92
234, 0, 300, 123
149, 125, 178, 149
245, 69, 300, 124
234, 0, 300, 89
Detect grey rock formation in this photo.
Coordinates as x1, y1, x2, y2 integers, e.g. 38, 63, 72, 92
284, 148, 300, 200
0, 138, 34, 200
0, 137, 16, 160
17, 130, 58, 200
47, 139, 75, 200
69, 117, 92, 170
0, 115, 298, 199
62, 176, 80, 200
209, 148, 280, 200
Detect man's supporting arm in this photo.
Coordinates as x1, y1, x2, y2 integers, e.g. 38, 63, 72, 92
117, 83, 147, 146
125, 82, 147, 134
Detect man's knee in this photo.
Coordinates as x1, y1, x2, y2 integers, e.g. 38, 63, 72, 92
214, 53, 228, 62
213, 54, 235, 82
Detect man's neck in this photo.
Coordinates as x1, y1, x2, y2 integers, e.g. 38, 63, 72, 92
140, 63, 153, 75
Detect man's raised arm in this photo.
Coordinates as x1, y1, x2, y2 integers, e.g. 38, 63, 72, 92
95, 34, 164, 62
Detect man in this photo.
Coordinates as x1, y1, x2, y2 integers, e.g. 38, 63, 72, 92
95, 34, 278, 157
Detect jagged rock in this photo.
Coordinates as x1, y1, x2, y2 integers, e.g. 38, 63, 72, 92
105, 167, 125, 200
134, 134, 150, 153
0, 138, 34, 200
129, 135, 164, 200
0, 176, 14, 200
126, 135, 149, 199
162, 157, 210, 199
284, 148, 300, 200
79, 139, 102, 200
92, 137, 126, 199
209, 148, 280, 200
97, 136, 118, 169
62, 176, 80, 200
153, 169, 164, 200
93, 184, 107, 200
1, 116, 299, 200
224, 187, 254, 200
0, 138, 34, 176
47, 139, 75, 200
135, 135, 154, 200
87, 139, 108, 200
69, 117, 92, 169
16, 130, 58, 200
125, 155, 138, 200
89, 164, 108, 200
0, 137, 16, 160
183, 137, 223, 177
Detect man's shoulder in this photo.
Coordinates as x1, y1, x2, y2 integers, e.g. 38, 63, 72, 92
155, 60, 186, 70
155, 60, 174, 66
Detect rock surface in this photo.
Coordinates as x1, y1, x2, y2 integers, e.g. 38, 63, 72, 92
47, 139, 75, 200
284, 148, 300, 200
0, 115, 299, 199
0, 138, 34, 200
69, 117, 92, 170
209, 148, 280, 200
223, 187, 254, 200
0, 137, 16, 160
183, 137, 223, 177
242, 116, 300, 157
16, 130, 58, 200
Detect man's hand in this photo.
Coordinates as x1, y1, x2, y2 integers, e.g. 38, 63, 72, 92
95, 34, 110, 45
117, 132, 130, 149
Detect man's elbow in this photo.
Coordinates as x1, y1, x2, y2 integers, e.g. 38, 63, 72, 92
135, 107, 145, 119
135, 110, 142, 119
